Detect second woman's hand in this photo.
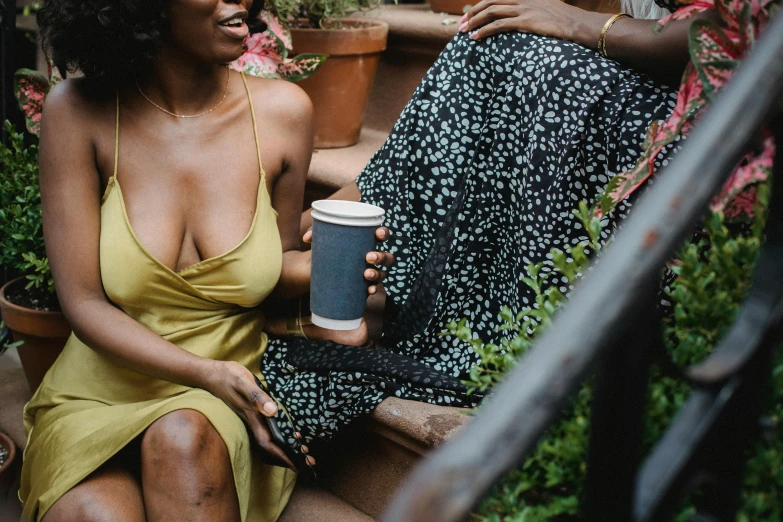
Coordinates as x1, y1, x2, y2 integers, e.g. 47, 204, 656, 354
202, 360, 298, 470
459, 0, 589, 42
302, 226, 395, 296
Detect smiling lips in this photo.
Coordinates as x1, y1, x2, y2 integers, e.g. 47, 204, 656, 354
218, 12, 249, 39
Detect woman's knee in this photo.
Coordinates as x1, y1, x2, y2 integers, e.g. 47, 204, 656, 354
141, 409, 226, 468
42, 466, 144, 522
43, 493, 125, 522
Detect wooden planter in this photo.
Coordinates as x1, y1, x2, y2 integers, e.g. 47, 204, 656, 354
0, 278, 70, 392
0, 431, 16, 493
429, 0, 475, 15
291, 20, 389, 149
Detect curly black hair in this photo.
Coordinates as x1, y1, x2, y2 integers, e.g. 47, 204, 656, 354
38, 1, 265, 86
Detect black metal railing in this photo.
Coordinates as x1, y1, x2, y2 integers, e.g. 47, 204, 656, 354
383, 10, 783, 522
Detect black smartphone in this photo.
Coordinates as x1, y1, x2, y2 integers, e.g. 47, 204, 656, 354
253, 376, 317, 481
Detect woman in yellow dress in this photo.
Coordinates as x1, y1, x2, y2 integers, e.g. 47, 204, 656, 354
20, 0, 391, 520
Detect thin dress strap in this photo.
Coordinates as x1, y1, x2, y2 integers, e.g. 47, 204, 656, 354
240, 71, 264, 179
114, 90, 120, 180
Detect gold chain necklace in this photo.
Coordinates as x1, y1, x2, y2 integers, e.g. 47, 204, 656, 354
136, 66, 230, 118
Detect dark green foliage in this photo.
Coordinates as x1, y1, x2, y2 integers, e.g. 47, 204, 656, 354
450, 189, 782, 521
0, 122, 55, 299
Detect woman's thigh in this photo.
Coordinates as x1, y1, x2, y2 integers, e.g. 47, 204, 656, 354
41, 440, 145, 522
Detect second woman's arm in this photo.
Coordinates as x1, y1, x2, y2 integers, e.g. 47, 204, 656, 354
461, 0, 714, 85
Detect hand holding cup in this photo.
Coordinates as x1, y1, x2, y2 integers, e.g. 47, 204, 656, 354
303, 225, 393, 296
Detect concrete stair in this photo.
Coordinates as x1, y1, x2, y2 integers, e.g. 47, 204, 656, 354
279, 485, 375, 522
278, 398, 473, 520
316, 398, 472, 519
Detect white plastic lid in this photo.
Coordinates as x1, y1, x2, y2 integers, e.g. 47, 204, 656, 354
311, 314, 364, 331
311, 200, 385, 227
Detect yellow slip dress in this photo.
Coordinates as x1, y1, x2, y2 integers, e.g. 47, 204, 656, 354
19, 72, 296, 522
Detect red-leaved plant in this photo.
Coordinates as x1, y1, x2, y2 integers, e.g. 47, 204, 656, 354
14, 65, 62, 137
599, 0, 779, 220
229, 10, 327, 81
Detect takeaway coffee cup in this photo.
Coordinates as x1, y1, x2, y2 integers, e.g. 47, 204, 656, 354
310, 200, 385, 330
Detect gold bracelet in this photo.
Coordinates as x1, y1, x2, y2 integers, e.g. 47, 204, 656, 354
598, 13, 632, 59
285, 315, 306, 339
285, 297, 312, 339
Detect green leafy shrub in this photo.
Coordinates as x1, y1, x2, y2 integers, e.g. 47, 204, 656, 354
449, 187, 782, 521
0, 121, 56, 308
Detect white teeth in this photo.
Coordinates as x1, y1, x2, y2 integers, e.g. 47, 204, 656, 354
221, 17, 243, 26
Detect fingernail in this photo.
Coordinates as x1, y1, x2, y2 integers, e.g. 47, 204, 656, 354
459, 22, 468, 32
264, 402, 277, 415
459, 13, 468, 23
365, 269, 375, 279
469, 31, 478, 40
367, 253, 378, 263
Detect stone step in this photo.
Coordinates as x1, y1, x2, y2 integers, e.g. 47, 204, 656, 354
279, 484, 376, 522
305, 128, 388, 205
317, 398, 472, 519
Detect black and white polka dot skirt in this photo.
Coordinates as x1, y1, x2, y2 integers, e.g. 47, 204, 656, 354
262, 31, 680, 448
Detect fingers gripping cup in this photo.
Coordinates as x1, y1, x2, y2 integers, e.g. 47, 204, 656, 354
310, 200, 385, 330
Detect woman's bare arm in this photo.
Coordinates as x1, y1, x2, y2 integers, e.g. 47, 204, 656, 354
462, 0, 714, 85
260, 80, 314, 301
40, 81, 215, 387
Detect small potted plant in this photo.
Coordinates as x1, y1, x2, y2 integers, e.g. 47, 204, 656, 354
0, 431, 16, 492
0, 67, 71, 392
267, 1, 390, 148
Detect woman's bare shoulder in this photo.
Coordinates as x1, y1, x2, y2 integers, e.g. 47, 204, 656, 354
244, 75, 313, 128
42, 77, 114, 129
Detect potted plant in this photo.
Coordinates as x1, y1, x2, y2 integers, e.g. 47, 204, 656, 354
0, 67, 71, 392
268, 0, 390, 148
0, 431, 16, 493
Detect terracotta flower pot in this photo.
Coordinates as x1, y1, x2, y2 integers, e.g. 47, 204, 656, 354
0, 277, 70, 392
0, 431, 16, 493
291, 20, 389, 149
429, 0, 475, 15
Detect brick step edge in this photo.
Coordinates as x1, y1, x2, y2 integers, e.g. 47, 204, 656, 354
369, 397, 473, 455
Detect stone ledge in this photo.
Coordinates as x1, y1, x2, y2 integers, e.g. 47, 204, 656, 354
279, 484, 375, 522
369, 397, 473, 456
307, 127, 388, 195
352, 5, 461, 50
